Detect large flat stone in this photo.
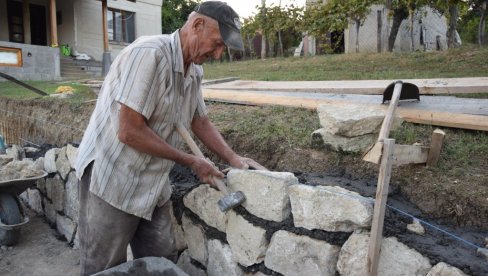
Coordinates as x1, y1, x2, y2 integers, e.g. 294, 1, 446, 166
176, 250, 207, 276
207, 239, 243, 276
182, 214, 208, 265
55, 147, 71, 181
93, 257, 188, 276
264, 230, 340, 276
183, 184, 227, 232
44, 148, 60, 173
226, 210, 268, 266
56, 214, 76, 243
337, 232, 432, 276
317, 104, 402, 137
427, 262, 467, 276
227, 169, 298, 222
311, 128, 376, 153
46, 175, 64, 212
289, 185, 373, 232
66, 144, 78, 169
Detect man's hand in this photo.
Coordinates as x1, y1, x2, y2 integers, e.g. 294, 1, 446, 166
190, 156, 225, 186
228, 155, 268, 170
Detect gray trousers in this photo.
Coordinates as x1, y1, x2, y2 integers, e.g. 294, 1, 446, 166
79, 163, 177, 276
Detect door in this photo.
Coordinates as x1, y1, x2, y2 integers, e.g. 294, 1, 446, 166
30, 4, 47, 46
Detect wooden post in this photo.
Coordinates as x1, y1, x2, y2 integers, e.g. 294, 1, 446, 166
102, 0, 109, 52
49, 0, 58, 47
23, 0, 31, 44
367, 138, 395, 276
427, 129, 446, 166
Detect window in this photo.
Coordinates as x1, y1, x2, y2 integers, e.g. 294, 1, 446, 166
107, 8, 135, 44
0, 47, 23, 67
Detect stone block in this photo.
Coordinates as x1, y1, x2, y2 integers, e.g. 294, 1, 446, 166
56, 214, 77, 243
226, 210, 268, 266
73, 230, 80, 249
183, 184, 227, 232
33, 157, 45, 171
46, 175, 64, 211
27, 188, 43, 215
289, 185, 373, 232
207, 239, 243, 276
44, 148, 60, 173
64, 172, 79, 221
92, 257, 187, 276
170, 201, 187, 252
317, 104, 402, 137
176, 250, 207, 276
311, 128, 376, 153
6, 145, 24, 160
337, 232, 431, 276
37, 176, 47, 194
182, 214, 208, 265
55, 147, 71, 181
427, 262, 467, 276
43, 199, 57, 224
66, 144, 78, 169
227, 169, 298, 222
264, 230, 340, 276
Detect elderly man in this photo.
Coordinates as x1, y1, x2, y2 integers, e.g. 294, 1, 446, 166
75, 1, 264, 275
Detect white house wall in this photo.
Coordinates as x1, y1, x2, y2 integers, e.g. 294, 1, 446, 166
73, 0, 162, 61
345, 5, 448, 53
57, 0, 76, 51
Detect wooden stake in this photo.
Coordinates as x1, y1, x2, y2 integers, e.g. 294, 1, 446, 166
427, 129, 446, 166
367, 138, 395, 276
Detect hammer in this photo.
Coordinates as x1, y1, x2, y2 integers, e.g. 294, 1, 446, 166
175, 123, 246, 212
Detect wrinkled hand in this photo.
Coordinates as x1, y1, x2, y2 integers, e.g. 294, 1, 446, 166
190, 156, 224, 187
228, 155, 268, 171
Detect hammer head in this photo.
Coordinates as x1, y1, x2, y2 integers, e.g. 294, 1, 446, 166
217, 191, 246, 212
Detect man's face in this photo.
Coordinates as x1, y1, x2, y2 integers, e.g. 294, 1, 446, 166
191, 18, 226, 65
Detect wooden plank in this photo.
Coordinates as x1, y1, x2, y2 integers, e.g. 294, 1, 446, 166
393, 144, 429, 165
427, 129, 446, 166
204, 77, 488, 95
203, 89, 488, 132
367, 139, 395, 276
363, 143, 429, 165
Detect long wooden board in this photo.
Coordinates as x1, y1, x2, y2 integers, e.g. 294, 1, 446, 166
204, 77, 488, 95
203, 89, 488, 131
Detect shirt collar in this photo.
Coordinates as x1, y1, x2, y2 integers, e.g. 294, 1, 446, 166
171, 30, 196, 78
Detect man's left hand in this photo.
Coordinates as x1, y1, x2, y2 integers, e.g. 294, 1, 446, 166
228, 155, 268, 171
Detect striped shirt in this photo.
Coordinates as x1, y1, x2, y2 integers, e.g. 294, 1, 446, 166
75, 31, 207, 220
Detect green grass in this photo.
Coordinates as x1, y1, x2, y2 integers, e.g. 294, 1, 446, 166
0, 80, 95, 104
203, 45, 488, 81
209, 104, 320, 152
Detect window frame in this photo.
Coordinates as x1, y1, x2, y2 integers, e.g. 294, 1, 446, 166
107, 8, 135, 45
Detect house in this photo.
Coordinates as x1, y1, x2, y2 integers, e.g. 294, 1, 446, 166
302, 1, 449, 55
0, 0, 162, 81
344, 5, 449, 53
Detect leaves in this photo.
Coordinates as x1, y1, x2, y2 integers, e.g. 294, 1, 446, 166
161, 0, 201, 34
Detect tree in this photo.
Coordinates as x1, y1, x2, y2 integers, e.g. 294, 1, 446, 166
161, 0, 200, 34
303, 0, 377, 53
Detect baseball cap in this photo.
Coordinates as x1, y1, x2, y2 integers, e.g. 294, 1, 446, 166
194, 1, 244, 51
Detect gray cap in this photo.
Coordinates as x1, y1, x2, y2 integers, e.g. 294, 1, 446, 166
194, 1, 244, 51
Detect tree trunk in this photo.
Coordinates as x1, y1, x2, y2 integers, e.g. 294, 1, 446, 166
261, 0, 266, 59
278, 31, 284, 57
388, 8, 409, 51
227, 47, 233, 62
355, 19, 360, 53
479, 1, 487, 46
382, 0, 393, 52
447, 3, 459, 48
409, 9, 415, 51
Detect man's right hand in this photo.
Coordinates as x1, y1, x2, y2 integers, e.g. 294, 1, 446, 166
189, 156, 225, 187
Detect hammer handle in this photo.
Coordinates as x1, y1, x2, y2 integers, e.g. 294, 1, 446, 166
175, 123, 230, 195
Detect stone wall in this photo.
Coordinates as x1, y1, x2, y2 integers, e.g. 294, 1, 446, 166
15, 145, 468, 276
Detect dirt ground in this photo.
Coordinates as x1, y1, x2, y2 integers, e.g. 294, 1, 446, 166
0, 209, 80, 275
0, 99, 487, 275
